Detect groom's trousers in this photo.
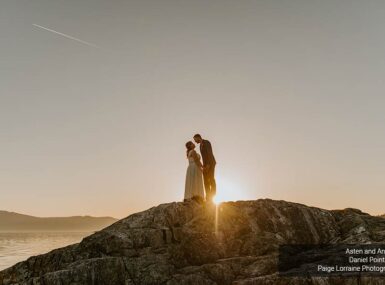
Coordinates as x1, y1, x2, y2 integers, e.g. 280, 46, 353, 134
203, 165, 216, 202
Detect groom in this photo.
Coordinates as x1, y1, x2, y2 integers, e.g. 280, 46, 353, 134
193, 134, 216, 203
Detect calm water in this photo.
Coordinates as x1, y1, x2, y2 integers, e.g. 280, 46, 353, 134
0, 232, 91, 271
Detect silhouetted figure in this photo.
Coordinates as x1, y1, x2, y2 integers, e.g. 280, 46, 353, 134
184, 141, 205, 203
193, 134, 216, 203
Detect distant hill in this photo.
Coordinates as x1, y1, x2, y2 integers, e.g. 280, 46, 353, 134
0, 210, 117, 232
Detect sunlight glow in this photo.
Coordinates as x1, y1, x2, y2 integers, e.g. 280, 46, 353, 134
212, 175, 249, 204
213, 195, 224, 205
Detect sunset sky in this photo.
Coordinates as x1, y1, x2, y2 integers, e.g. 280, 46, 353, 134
2, 0, 385, 218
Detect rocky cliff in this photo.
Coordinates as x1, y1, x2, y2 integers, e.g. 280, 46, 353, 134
1, 199, 385, 285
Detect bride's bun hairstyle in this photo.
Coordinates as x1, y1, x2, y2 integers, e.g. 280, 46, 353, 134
185, 141, 194, 157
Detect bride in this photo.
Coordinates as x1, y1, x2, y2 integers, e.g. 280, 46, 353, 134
184, 141, 205, 203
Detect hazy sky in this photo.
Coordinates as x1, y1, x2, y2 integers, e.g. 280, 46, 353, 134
1, 0, 385, 218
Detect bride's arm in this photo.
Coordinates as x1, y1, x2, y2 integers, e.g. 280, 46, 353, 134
191, 150, 203, 169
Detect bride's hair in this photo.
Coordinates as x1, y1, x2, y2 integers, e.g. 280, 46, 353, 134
185, 141, 194, 157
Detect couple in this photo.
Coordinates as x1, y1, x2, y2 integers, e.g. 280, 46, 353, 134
184, 134, 216, 203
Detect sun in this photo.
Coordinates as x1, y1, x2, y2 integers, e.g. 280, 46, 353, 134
213, 195, 224, 205
210, 176, 249, 205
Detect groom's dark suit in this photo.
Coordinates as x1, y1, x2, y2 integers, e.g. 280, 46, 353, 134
200, 139, 216, 201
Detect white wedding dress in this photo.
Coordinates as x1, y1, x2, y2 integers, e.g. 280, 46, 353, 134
184, 150, 205, 200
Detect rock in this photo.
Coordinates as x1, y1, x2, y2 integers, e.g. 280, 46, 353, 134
1, 199, 385, 284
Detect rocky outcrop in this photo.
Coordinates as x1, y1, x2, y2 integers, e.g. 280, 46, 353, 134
1, 199, 385, 284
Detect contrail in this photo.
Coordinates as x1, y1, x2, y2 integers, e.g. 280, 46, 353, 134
33, 24, 101, 49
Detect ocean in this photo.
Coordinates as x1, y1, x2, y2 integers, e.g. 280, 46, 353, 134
0, 232, 91, 271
